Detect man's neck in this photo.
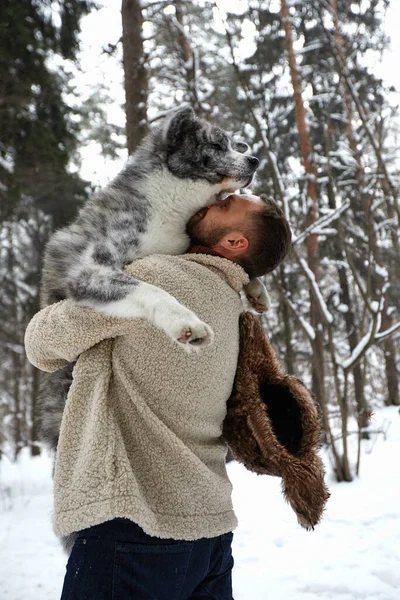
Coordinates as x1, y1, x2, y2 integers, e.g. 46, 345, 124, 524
188, 245, 226, 259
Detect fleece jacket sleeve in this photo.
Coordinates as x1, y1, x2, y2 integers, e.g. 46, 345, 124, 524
24, 300, 140, 373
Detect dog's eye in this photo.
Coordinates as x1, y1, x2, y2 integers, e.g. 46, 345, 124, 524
211, 143, 224, 152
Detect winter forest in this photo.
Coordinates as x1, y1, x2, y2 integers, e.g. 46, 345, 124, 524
1, 1, 400, 599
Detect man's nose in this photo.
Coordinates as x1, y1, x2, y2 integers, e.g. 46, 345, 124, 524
246, 155, 259, 169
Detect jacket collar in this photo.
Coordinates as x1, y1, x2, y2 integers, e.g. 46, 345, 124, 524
181, 245, 249, 292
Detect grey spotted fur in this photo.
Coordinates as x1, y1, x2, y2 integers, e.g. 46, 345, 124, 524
38, 106, 259, 455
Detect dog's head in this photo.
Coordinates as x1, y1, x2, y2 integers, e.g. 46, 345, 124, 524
161, 106, 259, 191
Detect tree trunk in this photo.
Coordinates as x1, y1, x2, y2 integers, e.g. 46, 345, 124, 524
323, 115, 370, 430
382, 307, 400, 406
279, 264, 295, 374
280, 0, 325, 406
329, 0, 399, 409
121, 0, 148, 154
6, 224, 23, 460
330, 0, 400, 412
174, 0, 203, 115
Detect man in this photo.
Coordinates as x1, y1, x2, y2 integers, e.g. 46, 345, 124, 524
25, 193, 291, 600
188, 192, 290, 278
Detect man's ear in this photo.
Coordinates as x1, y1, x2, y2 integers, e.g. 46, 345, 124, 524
218, 233, 249, 256
233, 140, 249, 154
165, 106, 196, 148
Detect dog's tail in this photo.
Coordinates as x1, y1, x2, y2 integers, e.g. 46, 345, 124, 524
38, 363, 74, 454
60, 531, 78, 555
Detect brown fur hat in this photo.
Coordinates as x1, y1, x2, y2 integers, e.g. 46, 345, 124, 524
222, 311, 330, 530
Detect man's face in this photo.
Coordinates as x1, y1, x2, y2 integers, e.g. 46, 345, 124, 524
186, 194, 264, 248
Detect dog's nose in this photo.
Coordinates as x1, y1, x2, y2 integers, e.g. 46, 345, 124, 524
247, 155, 259, 169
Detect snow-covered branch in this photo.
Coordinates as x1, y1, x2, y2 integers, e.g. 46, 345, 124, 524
337, 285, 391, 372
1, 273, 36, 300
375, 321, 400, 342
293, 199, 350, 245
299, 258, 334, 324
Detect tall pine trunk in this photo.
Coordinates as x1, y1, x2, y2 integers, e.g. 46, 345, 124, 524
121, 0, 148, 154
280, 0, 326, 409
174, 0, 204, 115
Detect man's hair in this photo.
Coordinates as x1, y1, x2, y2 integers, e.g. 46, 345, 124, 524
236, 194, 292, 279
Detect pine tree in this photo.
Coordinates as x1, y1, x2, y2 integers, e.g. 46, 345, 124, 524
0, 0, 96, 458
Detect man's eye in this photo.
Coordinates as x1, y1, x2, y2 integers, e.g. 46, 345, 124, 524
218, 199, 231, 209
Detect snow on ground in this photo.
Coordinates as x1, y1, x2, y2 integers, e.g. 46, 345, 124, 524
0, 406, 399, 600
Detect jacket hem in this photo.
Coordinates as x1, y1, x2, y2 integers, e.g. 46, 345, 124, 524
54, 496, 238, 541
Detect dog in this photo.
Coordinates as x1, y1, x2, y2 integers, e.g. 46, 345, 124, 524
38, 106, 264, 452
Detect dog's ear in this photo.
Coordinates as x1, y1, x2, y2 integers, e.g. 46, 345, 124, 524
165, 106, 196, 147
233, 140, 249, 154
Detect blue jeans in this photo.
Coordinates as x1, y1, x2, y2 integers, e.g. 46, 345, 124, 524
60, 518, 234, 599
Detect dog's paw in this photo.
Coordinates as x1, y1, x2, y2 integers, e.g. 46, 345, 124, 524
162, 309, 214, 353
176, 321, 214, 352
149, 289, 215, 353
243, 278, 271, 313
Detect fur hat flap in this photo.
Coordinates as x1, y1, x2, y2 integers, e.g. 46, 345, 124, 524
222, 312, 330, 529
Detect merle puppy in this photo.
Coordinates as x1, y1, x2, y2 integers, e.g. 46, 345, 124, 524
39, 106, 262, 451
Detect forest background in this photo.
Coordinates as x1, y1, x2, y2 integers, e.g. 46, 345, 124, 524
1, 0, 400, 486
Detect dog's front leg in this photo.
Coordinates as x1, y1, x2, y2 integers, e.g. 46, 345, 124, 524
129, 281, 215, 352
74, 275, 214, 353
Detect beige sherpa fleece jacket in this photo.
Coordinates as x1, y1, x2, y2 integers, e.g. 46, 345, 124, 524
25, 253, 249, 541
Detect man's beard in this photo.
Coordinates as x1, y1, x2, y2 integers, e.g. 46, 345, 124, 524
186, 213, 230, 248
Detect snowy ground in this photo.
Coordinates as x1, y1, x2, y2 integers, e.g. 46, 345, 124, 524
0, 406, 399, 600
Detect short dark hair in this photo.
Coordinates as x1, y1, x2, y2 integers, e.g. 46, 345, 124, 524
236, 194, 292, 279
